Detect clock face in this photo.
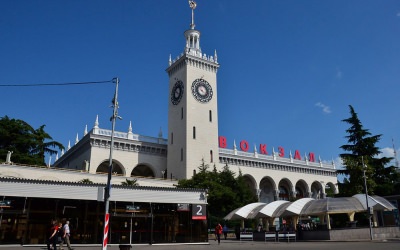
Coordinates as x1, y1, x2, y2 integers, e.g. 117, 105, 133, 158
191, 78, 213, 103
171, 80, 184, 105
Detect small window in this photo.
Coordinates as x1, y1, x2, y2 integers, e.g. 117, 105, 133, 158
193, 126, 196, 139
210, 150, 213, 163
171, 133, 173, 144
193, 170, 196, 175
181, 148, 183, 161
209, 110, 212, 122
181, 107, 184, 119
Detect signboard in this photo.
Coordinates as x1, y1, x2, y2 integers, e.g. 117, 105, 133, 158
0, 200, 11, 208
125, 205, 140, 213
192, 204, 206, 220
177, 204, 190, 211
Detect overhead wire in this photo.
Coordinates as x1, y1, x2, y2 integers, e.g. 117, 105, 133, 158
0, 79, 114, 87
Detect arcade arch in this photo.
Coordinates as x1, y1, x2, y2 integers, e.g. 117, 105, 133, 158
131, 163, 155, 177
311, 181, 324, 199
96, 160, 125, 175
278, 178, 293, 201
242, 174, 257, 196
259, 177, 276, 203
295, 179, 309, 199
325, 182, 338, 197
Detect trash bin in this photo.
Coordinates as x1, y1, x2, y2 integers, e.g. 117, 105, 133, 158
119, 245, 132, 250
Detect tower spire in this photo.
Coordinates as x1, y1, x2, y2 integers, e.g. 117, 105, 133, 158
189, 1, 197, 29
185, 1, 201, 55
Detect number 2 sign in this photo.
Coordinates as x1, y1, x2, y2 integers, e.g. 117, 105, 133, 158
192, 204, 207, 220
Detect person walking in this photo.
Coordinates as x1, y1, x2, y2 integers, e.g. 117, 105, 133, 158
57, 222, 64, 250
63, 221, 73, 250
47, 220, 59, 250
223, 224, 228, 240
215, 223, 223, 245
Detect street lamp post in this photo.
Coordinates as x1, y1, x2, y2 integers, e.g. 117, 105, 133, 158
102, 77, 121, 250
362, 156, 373, 240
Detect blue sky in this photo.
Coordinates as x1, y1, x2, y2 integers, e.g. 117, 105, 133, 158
1, 0, 400, 169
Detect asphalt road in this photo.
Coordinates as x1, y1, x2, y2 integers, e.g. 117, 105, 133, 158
0, 239, 399, 250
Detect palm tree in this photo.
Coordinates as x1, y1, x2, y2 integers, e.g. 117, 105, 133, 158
30, 125, 64, 165
121, 178, 139, 186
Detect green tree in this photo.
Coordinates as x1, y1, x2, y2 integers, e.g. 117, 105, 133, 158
338, 105, 394, 196
0, 116, 64, 165
121, 178, 139, 186
177, 159, 257, 221
79, 178, 94, 184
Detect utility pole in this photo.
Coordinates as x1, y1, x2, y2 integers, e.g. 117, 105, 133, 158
362, 156, 373, 240
102, 77, 121, 250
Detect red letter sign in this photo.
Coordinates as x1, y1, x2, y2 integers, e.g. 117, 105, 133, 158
240, 140, 249, 152
219, 136, 227, 148
294, 150, 301, 160
278, 146, 284, 157
259, 144, 268, 155
309, 152, 315, 162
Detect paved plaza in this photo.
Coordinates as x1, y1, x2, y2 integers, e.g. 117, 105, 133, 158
0, 239, 399, 250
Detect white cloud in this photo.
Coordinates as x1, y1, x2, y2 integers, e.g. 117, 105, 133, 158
315, 102, 332, 114
379, 147, 395, 158
378, 147, 400, 167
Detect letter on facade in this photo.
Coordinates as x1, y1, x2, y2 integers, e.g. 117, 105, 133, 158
309, 152, 315, 162
294, 150, 301, 160
278, 146, 284, 157
219, 136, 227, 148
259, 144, 268, 155
240, 140, 249, 152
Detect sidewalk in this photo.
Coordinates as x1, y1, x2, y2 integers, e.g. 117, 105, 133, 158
0, 239, 399, 250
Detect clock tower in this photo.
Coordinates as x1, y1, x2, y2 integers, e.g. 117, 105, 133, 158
166, 1, 220, 179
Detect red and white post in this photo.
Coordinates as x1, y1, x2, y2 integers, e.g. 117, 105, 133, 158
102, 213, 110, 250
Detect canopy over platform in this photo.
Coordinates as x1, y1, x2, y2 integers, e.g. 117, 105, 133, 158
301, 197, 365, 215
249, 200, 289, 219
224, 195, 395, 221
223, 202, 266, 220
353, 194, 397, 211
